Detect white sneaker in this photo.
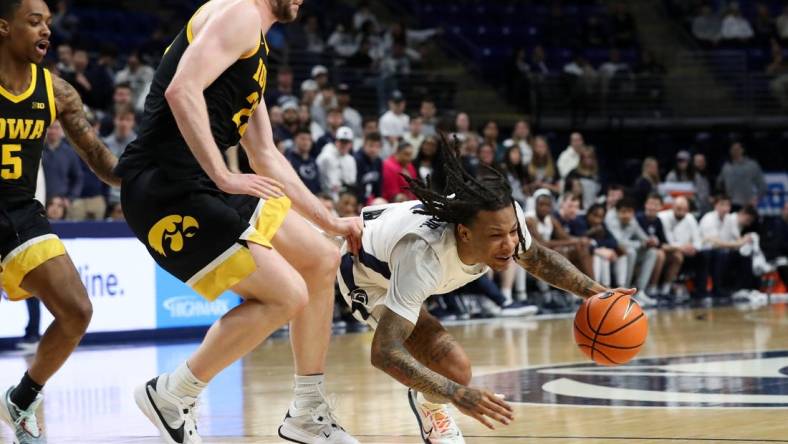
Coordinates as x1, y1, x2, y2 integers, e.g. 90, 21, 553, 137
0, 386, 45, 444
498, 301, 539, 318
407, 389, 464, 444
633, 291, 657, 308
278, 391, 358, 444
134, 375, 201, 444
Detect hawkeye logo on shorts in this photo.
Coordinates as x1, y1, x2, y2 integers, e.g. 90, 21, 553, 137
147, 215, 199, 257
474, 350, 788, 408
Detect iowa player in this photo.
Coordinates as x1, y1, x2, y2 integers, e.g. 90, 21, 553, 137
115, 1, 361, 443
0, 0, 120, 442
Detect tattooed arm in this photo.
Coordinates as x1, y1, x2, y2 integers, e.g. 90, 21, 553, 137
53, 75, 121, 187
371, 307, 513, 429
516, 239, 609, 298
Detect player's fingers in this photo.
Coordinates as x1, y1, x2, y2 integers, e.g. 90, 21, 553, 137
259, 175, 285, 190
482, 399, 514, 421
488, 394, 514, 413
468, 410, 495, 430
480, 406, 511, 425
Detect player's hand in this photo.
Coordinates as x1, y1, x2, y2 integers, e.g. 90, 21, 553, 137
330, 217, 363, 254
604, 287, 637, 297
216, 173, 284, 199
451, 386, 513, 429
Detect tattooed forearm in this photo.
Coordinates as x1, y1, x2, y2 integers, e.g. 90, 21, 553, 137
517, 241, 606, 298
53, 75, 121, 187
371, 308, 460, 403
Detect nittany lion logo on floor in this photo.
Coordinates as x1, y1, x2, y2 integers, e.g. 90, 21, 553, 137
147, 215, 199, 257
475, 350, 788, 408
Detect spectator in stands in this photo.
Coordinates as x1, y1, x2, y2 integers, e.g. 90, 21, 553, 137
303, 15, 326, 54
721, 3, 755, 45
99, 83, 135, 136
300, 79, 319, 106
56, 43, 74, 77
527, 136, 560, 195
286, 128, 322, 194
314, 107, 344, 154
336, 83, 363, 136
476, 143, 497, 179
355, 132, 383, 204
481, 120, 504, 161
717, 142, 767, 209
567, 146, 601, 210
599, 48, 631, 83
316, 193, 337, 216
557, 132, 586, 179
327, 23, 358, 58
633, 156, 661, 207
699, 194, 748, 297
353, 0, 380, 32
554, 193, 588, 236
413, 136, 438, 182
584, 203, 622, 288
379, 90, 409, 156
563, 55, 599, 123
778, 5, 788, 42
403, 116, 425, 154
379, 41, 413, 90
383, 20, 440, 54
115, 50, 154, 111
336, 190, 360, 218
51, 0, 78, 42
601, 183, 626, 211
354, 118, 379, 151
500, 146, 530, 206
503, 119, 533, 165
767, 40, 788, 110
525, 189, 595, 279
317, 127, 357, 199
347, 36, 376, 71
606, 197, 659, 306
659, 196, 706, 298
638, 193, 684, 299
45, 196, 67, 221
753, 3, 776, 45
103, 105, 137, 206
70, 110, 107, 221
382, 141, 417, 201
453, 112, 472, 142
610, 2, 637, 47
66, 48, 113, 110
693, 153, 713, 215
275, 101, 299, 149
311, 83, 339, 133
265, 66, 298, 108
42, 120, 83, 207
666, 150, 693, 182
460, 134, 480, 177
311, 65, 330, 89
419, 99, 438, 137
693, 5, 722, 47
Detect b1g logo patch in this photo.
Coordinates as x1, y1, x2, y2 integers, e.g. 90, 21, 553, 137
475, 350, 788, 408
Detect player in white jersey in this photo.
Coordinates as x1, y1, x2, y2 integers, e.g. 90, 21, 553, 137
337, 137, 634, 443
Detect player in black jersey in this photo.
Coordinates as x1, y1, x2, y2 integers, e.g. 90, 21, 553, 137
114, 1, 361, 443
0, 0, 121, 442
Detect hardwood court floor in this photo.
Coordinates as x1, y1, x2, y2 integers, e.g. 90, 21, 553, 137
2, 302, 788, 443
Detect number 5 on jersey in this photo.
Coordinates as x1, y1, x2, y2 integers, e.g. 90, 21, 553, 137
1, 144, 22, 180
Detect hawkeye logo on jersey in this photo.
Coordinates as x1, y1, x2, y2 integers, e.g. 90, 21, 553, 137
0, 118, 46, 140
475, 349, 788, 408
147, 215, 199, 257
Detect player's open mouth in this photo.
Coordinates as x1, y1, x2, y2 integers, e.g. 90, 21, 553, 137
35, 40, 49, 55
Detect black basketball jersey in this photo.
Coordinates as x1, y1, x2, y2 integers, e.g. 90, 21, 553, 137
0, 64, 55, 207
116, 7, 269, 181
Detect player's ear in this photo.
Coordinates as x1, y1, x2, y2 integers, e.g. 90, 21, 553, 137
457, 223, 472, 242
0, 19, 9, 37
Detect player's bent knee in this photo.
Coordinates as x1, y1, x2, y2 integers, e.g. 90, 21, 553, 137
61, 295, 93, 338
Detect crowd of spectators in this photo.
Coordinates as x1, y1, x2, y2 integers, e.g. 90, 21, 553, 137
29, 2, 785, 330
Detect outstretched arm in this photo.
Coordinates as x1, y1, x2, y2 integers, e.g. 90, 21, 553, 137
52, 75, 120, 187
516, 239, 611, 298
370, 307, 513, 429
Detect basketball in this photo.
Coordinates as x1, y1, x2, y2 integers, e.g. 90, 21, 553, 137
574, 291, 648, 366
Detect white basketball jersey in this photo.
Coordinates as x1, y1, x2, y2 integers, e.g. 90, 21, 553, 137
338, 200, 532, 326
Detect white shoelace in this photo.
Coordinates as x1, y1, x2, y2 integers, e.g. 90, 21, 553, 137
178, 396, 200, 439
307, 386, 344, 431
14, 397, 42, 437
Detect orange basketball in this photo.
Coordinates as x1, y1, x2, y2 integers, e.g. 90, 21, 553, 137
574, 291, 648, 366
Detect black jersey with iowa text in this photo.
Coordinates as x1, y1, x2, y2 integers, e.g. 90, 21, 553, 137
0, 64, 55, 206
115, 10, 269, 181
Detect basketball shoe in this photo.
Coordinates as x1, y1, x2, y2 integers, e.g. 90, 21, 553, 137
408, 389, 465, 444
278, 383, 358, 444
134, 375, 201, 444
0, 386, 45, 444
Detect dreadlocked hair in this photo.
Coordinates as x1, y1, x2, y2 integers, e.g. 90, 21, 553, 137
404, 132, 516, 226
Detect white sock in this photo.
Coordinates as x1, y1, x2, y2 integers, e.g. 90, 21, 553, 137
293, 374, 324, 409
646, 286, 658, 295
660, 283, 671, 295
501, 288, 512, 304
166, 362, 207, 399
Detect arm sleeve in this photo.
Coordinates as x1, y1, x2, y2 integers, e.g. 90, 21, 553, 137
384, 237, 443, 325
